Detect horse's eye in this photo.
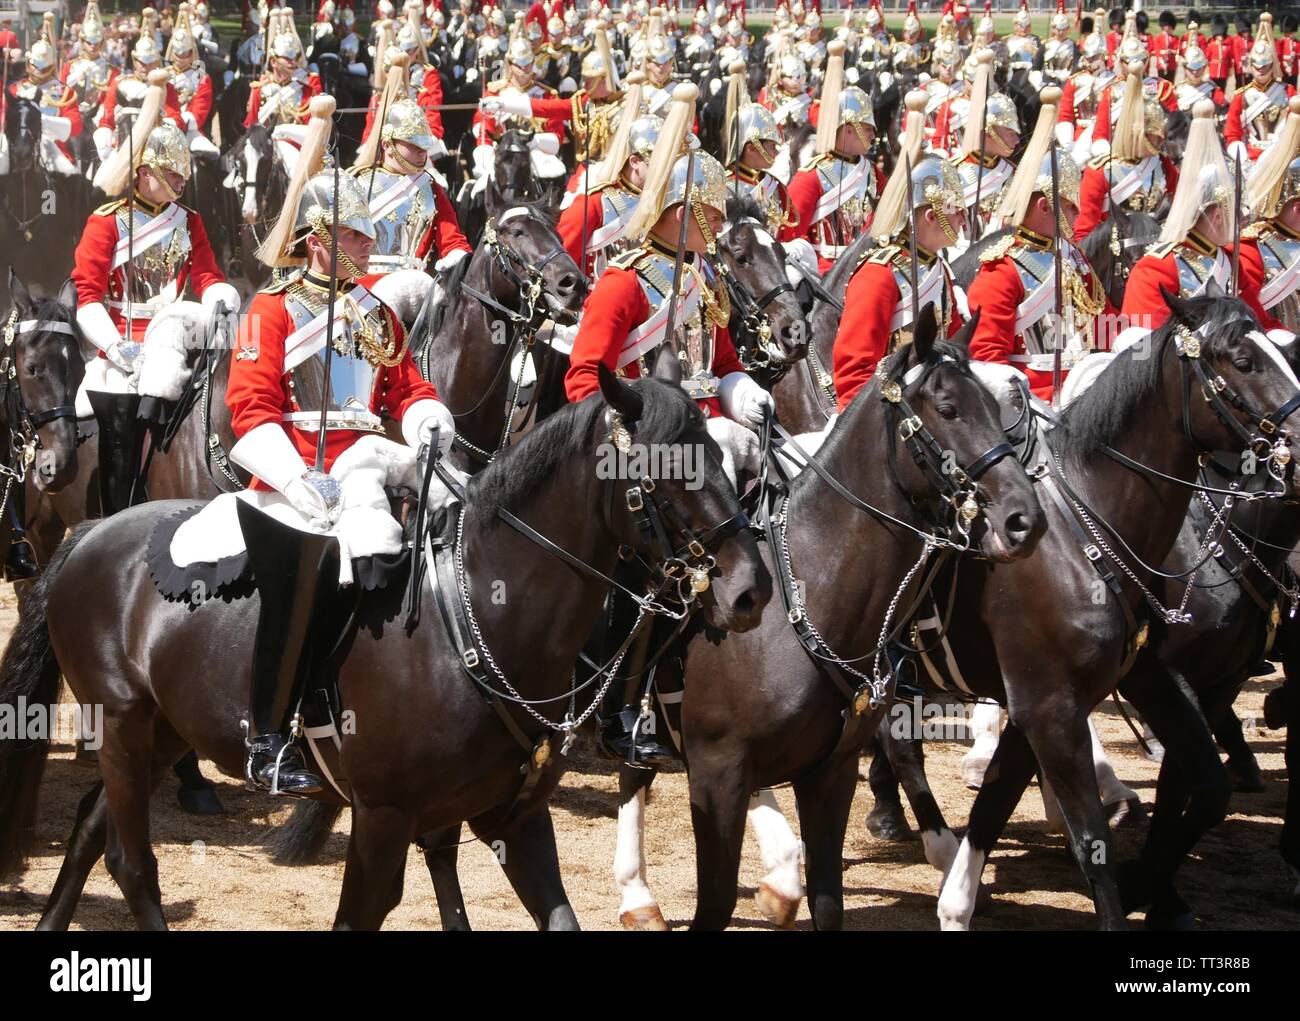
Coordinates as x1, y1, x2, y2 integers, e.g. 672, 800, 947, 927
936, 404, 958, 420
1233, 356, 1253, 372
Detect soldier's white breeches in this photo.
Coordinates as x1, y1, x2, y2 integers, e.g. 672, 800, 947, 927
75, 356, 132, 418
705, 417, 762, 489
39, 137, 78, 177
136, 301, 207, 402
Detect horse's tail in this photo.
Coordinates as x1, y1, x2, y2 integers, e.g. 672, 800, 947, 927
264, 800, 346, 866
0, 521, 96, 879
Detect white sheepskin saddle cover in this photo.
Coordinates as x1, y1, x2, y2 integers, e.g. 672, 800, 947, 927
169, 434, 462, 586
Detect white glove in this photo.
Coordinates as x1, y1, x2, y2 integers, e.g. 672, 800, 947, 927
107, 340, 144, 375
1089, 137, 1112, 160
42, 114, 73, 142
1227, 140, 1250, 168
465, 66, 479, 84
478, 96, 504, 116
1055, 120, 1074, 151
76, 301, 125, 357
283, 473, 339, 527
529, 131, 560, 156
433, 247, 469, 272
401, 398, 456, 459
784, 237, 818, 281
548, 321, 578, 356
488, 91, 534, 119
230, 422, 341, 527
719, 371, 774, 431
201, 281, 241, 315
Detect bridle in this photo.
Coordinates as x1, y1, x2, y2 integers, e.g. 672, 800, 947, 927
0, 308, 80, 512
717, 217, 797, 375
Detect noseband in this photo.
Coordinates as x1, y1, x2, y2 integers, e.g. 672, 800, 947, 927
717, 218, 797, 371
464, 211, 569, 331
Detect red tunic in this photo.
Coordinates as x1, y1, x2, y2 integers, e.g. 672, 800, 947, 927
1225, 81, 1297, 160
1235, 237, 1288, 333
226, 275, 437, 488
98, 72, 186, 131
70, 201, 226, 342
1179, 31, 1209, 57
556, 189, 605, 275
243, 74, 323, 129
1280, 36, 1300, 80
786, 160, 885, 273
1122, 240, 1273, 332
564, 265, 746, 419
473, 81, 567, 144
833, 255, 964, 407
1073, 156, 1179, 241
1151, 29, 1179, 76
415, 179, 472, 262
183, 73, 214, 132
1091, 77, 1177, 145
361, 69, 445, 142
7, 80, 83, 163
1231, 33, 1253, 78
1206, 37, 1232, 80
966, 245, 1115, 402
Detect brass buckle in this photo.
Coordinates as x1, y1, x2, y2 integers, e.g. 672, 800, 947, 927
462, 648, 480, 669
626, 487, 644, 512
1084, 544, 1102, 561
642, 476, 656, 493
687, 539, 707, 559
1260, 418, 1277, 435
899, 415, 922, 440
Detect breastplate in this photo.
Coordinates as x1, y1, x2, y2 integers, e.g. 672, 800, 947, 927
1257, 229, 1300, 331
744, 175, 787, 235
115, 204, 192, 309
631, 249, 725, 397
365, 168, 439, 270
1248, 88, 1285, 141
1044, 39, 1075, 76
20, 79, 71, 117
1008, 37, 1038, 68
172, 65, 205, 106
1174, 248, 1221, 295
282, 287, 386, 432
68, 57, 112, 106
595, 186, 638, 269
1111, 157, 1169, 214
813, 156, 872, 249
1177, 81, 1212, 111
771, 90, 812, 132
957, 159, 1002, 228
260, 77, 307, 124
1012, 243, 1099, 358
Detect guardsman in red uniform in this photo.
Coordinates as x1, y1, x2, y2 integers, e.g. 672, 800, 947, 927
1057, 22, 1114, 154
1075, 66, 1178, 241
834, 132, 967, 405
787, 41, 883, 273
1179, 16, 1209, 59
479, 26, 624, 164
1092, 21, 1177, 151
1104, 7, 1124, 63
1206, 16, 1232, 92
966, 87, 1113, 403
1238, 97, 1300, 339
1226, 15, 1296, 165
724, 75, 799, 241
166, 11, 218, 159
97, 30, 186, 156
1122, 101, 1257, 332
473, 16, 567, 145
224, 100, 451, 794
556, 77, 660, 278
1174, 43, 1227, 113
62, 2, 114, 135
1281, 16, 1300, 88
955, 57, 1021, 238
361, 16, 447, 150
244, 9, 323, 179
1231, 14, 1254, 82
1152, 11, 1179, 81
10, 30, 82, 176
73, 71, 238, 515
758, 50, 814, 140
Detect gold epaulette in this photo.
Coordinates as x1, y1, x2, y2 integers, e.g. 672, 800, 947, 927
864, 243, 903, 270
262, 277, 294, 295
1089, 152, 1112, 170
798, 152, 832, 175
978, 232, 1017, 264
1145, 240, 1178, 259
1236, 83, 1253, 96
609, 246, 647, 271
1241, 221, 1266, 240
94, 198, 127, 215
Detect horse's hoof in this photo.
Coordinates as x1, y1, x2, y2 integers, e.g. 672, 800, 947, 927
1227, 760, 1266, 794
177, 785, 226, 816
866, 802, 915, 842
960, 755, 990, 791
619, 905, 669, 931
1107, 796, 1147, 830
756, 881, 800, 929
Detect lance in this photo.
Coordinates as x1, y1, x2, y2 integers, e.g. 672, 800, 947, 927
126, 122, 136, 346
316, 159, 342, 473
972, 85, 990, 243
906, 150, 920, 332
1050, 136, 1065, 408
1231, 150, 1242, 297
661, 142, 697, 359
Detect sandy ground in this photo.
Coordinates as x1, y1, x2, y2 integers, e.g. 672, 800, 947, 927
0, 579, 1295, 932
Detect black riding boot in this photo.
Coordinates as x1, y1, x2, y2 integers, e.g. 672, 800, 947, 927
3, 480, 38, 580
237, 499, 340, 796
594, 599, 678, 768
88, 391, 146, 516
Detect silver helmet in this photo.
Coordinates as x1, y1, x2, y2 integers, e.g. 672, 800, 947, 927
629, 114, 665, 158
141, 122, 193, 183
381, 97, 436, 154
291, 171, 376, 251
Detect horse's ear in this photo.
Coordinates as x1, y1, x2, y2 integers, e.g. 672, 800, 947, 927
57, 277, 78, 312
912, 301, 939, 363
650, 343, 682, 386
484, 173, 503, 217
598, 362, 644, 423
8, 270, 31, 314
1110, 200, 1130, 232
1161, 284, 1195, 325
1202, 276, 1227, 299
948, 306, 981, 355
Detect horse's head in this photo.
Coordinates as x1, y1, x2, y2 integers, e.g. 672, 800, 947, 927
1160, 289, 1300, 490
717, 196, 808, 365
480, 203, 586, 323
5, 95, 42, 173
598, 353, 771, 632
492, 128, 538, 203
883, 305, 1045, 561
5, 273, 84, 493
230, 126, 279, 224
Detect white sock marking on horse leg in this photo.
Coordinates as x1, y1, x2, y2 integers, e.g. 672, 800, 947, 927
1041, 775, 1068, 835
1089, 717, 1138, 805
961, 700, 1003, 785
936, 837, 985, 931
241, 146, 260, 220
921, 827, 960, 874
614, 788, 656, 915
747, 790, 804, 901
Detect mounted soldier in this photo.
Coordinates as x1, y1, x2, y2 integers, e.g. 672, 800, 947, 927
473, 14, 566, 144
951, 51, 1020, 240
1005, 0, 1040, 80
759, 48, 813, 141
1121, 101, 1247, 331
1239, 96, 1300, 338
924, 35, 966, 152
723, 65, 798, 241
858, 0, 893, 73
787, 41, 881, 274
10, 16, 82, 178
833, 94, 967, 406
233, 1, 268, 77
1175, 40, 1227, 114
97, 19, 186, 164
72, 70, 239, 514
245, 11, 322, 179
966, 86, 1111, 403
1042, 0, 1077, 86
1074, 60, 1177, 241
166, 7, 219, 160
362, 20, 448, 154
639, 12, 679, 119
556, 74, 658, 276
62, 2, 114, 136
1226, 14, 1295, 166
1057, 19, 1113, 161
891, 1, 930, 77
216, 97, 453, 793
563, 83, 771, 762
1091, 15, 1176, 155
352, 64, 471, 277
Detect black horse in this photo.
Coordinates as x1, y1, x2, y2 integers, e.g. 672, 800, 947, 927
220, 125, 286, 290
0, 361, 769, 930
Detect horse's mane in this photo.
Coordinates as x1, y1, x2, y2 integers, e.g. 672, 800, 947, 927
24, 292, 79, 332
1076, 209, 1160, 269
1054, 295, 1254, 461
468, 378, 704, 522
725, 193, 767, 226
